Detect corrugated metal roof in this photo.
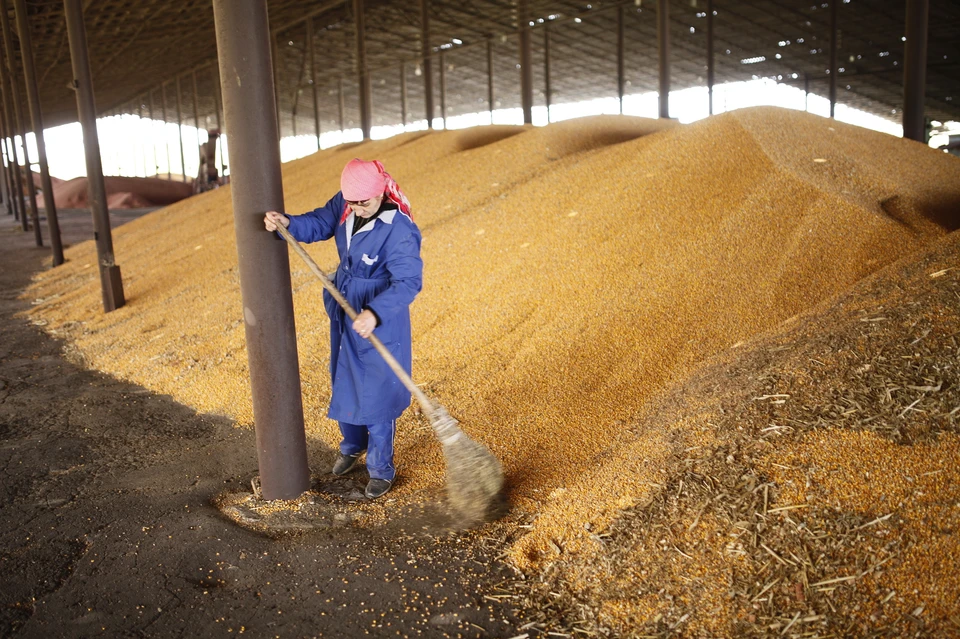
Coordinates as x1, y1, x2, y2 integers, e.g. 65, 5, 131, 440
6, 0, 960, 135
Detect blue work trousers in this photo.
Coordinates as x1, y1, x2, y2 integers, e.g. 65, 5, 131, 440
339, 420, 396, 481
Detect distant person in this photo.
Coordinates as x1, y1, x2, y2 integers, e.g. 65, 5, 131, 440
195, 130, 220, 193
263, 159, 422, 500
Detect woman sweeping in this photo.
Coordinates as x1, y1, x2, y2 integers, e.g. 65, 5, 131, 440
264, 159, 422, 500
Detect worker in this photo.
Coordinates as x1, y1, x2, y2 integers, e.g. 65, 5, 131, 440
195, 129, 220, 193
263, 159, 422, 500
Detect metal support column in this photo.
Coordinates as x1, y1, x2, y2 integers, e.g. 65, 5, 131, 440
616, 6, 624, 115
0, 122, 7, 214
438, 51, 446, 129
420, 0, 434, 129
400, 61, 407, 127
902, 0, 929, 142
657, 0, 671, 119
192, 71, 202, 156
486, 37, 494, 121
138, 96, 148, 177
0, 116, 12, 217
148, 89, 157, 176
829, 0, 837, 118
0, 75, 18, 220
544, 24, 552, 122
161, 83, 172, 180
353, 0, 371, 140
15, 0, 63, 263
0, 65, 22, 226
212, 0, 310, 501
113, 106, 123, 176
291, 35, 309, 141
63, 0, 124, 312
271, 31, 281, 135
0, 0, 37, 239
707, 0, 714, 115
115, 105, 124, 176
308, 18, 320, 149
211, 66, 225, 176
518, 0, 533, 124
337, 76, 345, 133
175, 76, 187, 182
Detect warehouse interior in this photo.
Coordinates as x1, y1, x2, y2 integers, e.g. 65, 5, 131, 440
1, 1, 960, 638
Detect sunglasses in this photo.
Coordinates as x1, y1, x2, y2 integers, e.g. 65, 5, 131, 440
345, 198, 374, 207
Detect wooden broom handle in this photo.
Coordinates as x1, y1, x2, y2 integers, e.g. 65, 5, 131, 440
274, 222, 435, 415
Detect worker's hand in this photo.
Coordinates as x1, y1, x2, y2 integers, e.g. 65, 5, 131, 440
263, 210, 289, 232
353, 310, 378, 339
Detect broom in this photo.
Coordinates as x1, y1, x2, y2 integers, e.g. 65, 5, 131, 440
274, 223, 504, 522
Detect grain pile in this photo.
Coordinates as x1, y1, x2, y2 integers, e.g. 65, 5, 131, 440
512, 231, 959, 636
36, 175, 194, 210
24, 107, 960, 632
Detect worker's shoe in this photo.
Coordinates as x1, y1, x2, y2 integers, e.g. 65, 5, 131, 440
332, 451, 363, 476
365, 478, 392, 500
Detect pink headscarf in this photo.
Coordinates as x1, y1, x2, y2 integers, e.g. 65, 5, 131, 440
339, 158, 412, 223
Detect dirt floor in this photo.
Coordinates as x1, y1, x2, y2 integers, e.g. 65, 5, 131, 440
0, 211, 534, 638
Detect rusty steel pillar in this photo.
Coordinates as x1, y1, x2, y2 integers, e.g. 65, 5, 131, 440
0, 1, 35, 237
0, 116, 12, 217
518, 0, 533, 125
829, 0, 838, 118
337, 76, 345, 133
192, 71, 202, 153
420, 0, 434, 128
616, 7, 624, 115
148, 89, 158, 176
400, 61, 407, 127
438, 50, 446, 129
486, 37, 494, 120
161, 83, 172, 180
137, 97, 148, 177
0, 100, 14, 222
707, 0, 714, 115
307, 18, 320, 149
175, 76, 187, 182
1, 80, 22, 225
0, 97, 19, 222
0, 127, 8, 215
271, 30, 281, 135
902, 0, 929, 142
212, 0, 311, 501
544, 24, 551, 122
353, 0, 371, 140
63, 0, 124, 312
15, 0, 63, 264
210, 65, 225, 177
18, 87, 43, 238
657, 0, 670, 119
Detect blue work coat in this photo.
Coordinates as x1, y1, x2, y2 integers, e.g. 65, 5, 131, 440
286, 191, 423, 424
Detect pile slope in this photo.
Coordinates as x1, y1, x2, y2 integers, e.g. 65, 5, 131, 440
25, 108, 959, 547
512, 230, 960, 637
